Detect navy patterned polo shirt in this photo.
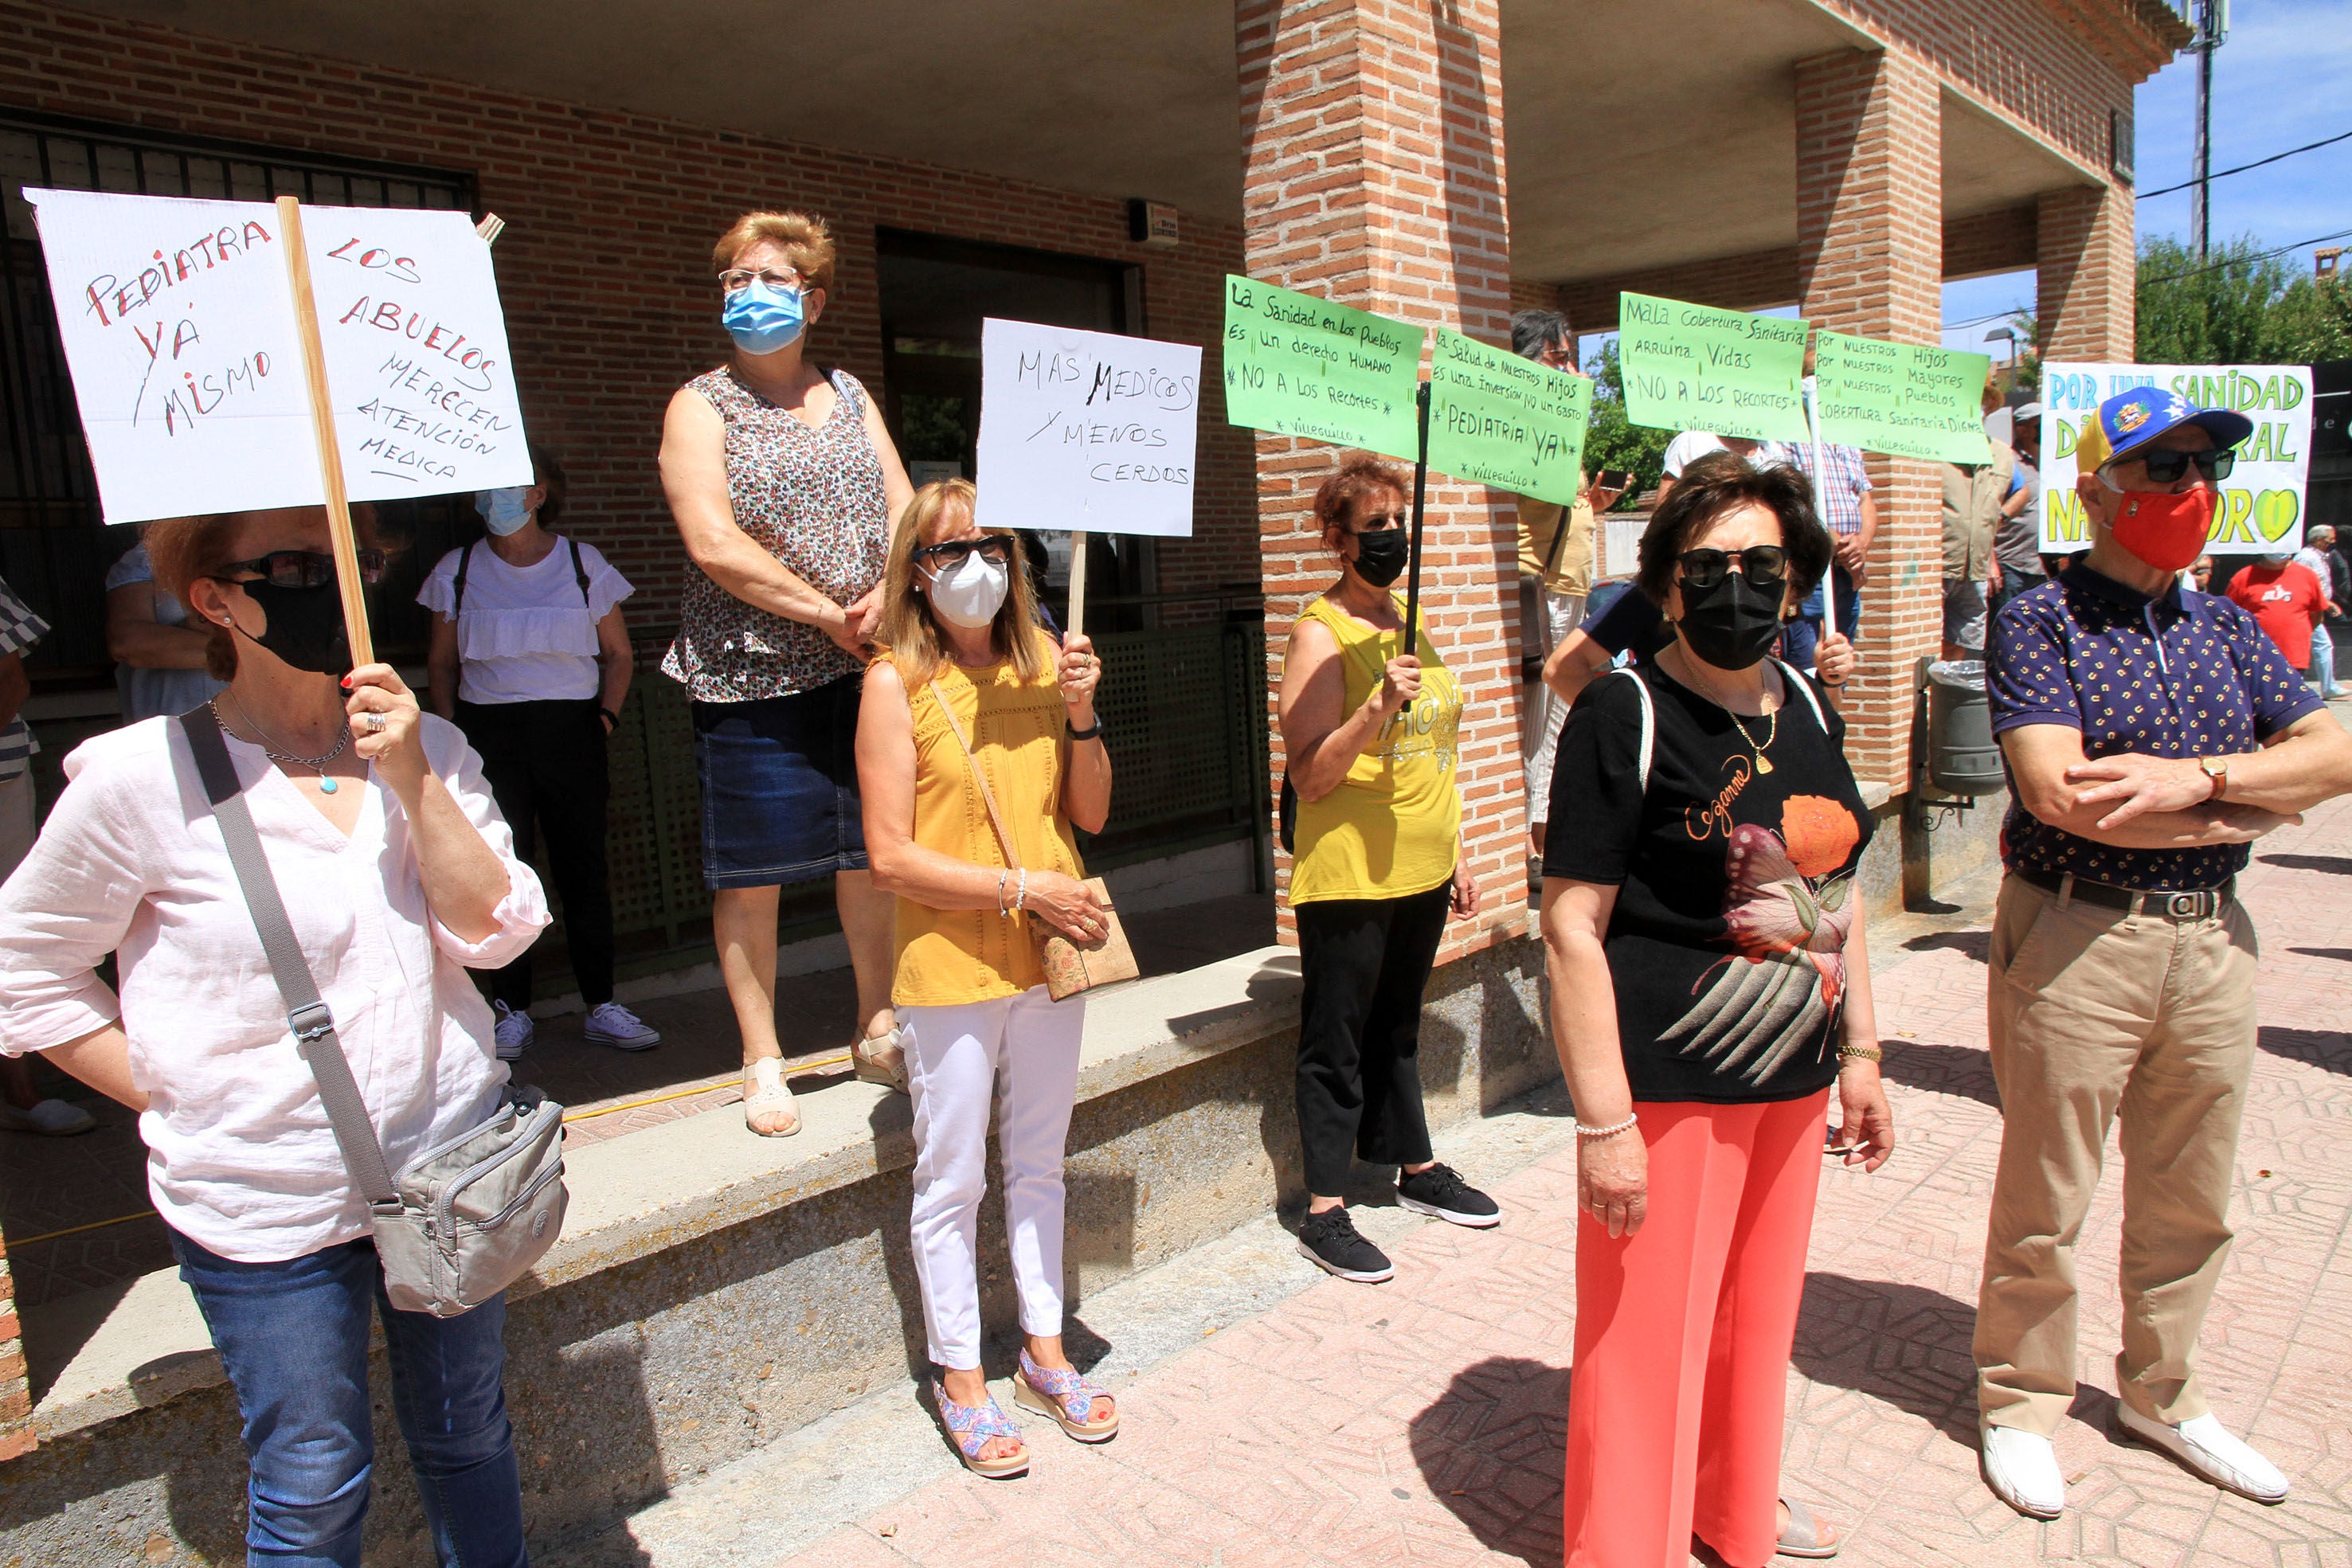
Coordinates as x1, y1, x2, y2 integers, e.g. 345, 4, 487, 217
1987, 560, 2323, 890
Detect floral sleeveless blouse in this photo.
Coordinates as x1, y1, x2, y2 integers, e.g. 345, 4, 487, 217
661, 366, 892, 702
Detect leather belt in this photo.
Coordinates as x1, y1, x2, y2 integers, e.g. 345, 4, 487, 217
2016, 868, 2234, 921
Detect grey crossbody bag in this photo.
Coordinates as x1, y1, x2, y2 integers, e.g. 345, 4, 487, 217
180, 706, 569, 1318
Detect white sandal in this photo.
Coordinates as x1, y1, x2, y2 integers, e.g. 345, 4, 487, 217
852, 1021, 909, 1095
742, 1056, 800, 1136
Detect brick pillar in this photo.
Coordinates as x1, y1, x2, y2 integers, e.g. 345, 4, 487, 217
0, 1232, 31, 1460
2038, 183, 2136, 362
1237, 0, 1524, 956
1795, 47, 1943, 792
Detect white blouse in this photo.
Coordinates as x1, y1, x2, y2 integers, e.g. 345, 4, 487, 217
0, 715, 549, 1263
417, 538, 633, 706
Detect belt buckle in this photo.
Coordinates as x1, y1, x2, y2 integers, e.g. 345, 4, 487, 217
2164, 891, 2205, 920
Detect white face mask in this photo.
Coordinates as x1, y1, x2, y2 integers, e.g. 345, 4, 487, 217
925, 549, 1010, 629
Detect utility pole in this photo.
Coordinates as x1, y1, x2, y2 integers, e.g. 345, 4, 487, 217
2190, 0, 2229, 259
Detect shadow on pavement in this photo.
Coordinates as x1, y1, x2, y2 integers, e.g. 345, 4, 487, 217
2256, 852, 2352, 875
1901, 929, 1990, 964
1407, 1355, 1567, 1566
1791, 1272, 1981, 1446
1879, 1037, 2001, 1110
2256, 1024, 2352, 1076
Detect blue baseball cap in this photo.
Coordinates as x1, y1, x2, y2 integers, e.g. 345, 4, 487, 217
2075, 385, 2253, 471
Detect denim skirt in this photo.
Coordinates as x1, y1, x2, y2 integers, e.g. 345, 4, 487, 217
692, 674, 869, 889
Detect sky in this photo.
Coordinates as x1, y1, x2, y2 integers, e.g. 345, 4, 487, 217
1939, 0, 2352, 351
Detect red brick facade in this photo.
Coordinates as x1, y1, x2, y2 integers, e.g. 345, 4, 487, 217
0, 1235, 29, 1460
2040, 183, 2139, 362
1239, 0, 1526, 958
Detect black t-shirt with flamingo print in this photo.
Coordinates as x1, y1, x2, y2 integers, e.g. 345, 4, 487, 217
1542, 658, 1873, 1104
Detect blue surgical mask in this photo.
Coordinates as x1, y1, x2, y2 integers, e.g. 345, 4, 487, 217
722, 280, 806, 354
476, 487, 535, 536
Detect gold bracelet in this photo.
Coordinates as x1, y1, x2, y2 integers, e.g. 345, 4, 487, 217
1837, 1043, 1883, 1062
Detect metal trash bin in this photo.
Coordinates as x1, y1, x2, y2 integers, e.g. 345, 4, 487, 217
1924, 659, 2003, 797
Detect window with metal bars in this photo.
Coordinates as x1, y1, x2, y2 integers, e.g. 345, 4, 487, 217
0, 111, 479, 680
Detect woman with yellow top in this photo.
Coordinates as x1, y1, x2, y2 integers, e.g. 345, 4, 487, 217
858, 479, 1115, 1479
1279, 454, 1494, 1285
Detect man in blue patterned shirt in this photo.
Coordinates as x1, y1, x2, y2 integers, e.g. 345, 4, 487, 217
1971, 386, 2352, 1520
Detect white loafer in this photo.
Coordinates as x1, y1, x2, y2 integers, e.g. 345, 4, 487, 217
2116, 1406, 2288, 1503
1981, 1423, 2065, 1519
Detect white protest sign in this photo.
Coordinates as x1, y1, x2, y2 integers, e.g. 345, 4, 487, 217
28, 189, 530, 524
2040, 362, 2314, 553
972, 318, 1200, 538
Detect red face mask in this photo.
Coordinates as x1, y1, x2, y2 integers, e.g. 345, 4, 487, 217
2107, 486, 2217, 574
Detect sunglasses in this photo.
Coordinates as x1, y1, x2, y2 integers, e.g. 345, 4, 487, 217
914, 534, 1014, 571
215, 549, 388, 589
1677, 545, 1787, 589
2119, 447, 2236, 484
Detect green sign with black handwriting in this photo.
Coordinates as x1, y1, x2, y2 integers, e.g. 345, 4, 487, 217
1811, 330, 1991, 463
1424, 327, 1591, 503
1221, 275, 1423, 459
1617, 291, 1809, 442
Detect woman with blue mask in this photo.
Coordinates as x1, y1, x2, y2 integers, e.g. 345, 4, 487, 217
660, 209, 917, 1137
420, 441, 659, 1058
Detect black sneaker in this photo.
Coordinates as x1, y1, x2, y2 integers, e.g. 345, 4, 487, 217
1296, 1208, 1395, 1283
1396, 1163, 1501, 1228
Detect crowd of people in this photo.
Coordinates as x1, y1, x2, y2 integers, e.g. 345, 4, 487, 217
0, 209, 2342, 1566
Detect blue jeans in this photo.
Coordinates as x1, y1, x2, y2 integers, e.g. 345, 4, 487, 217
2311, 623, 2338, 694
171, 1231, 529, 1568
1784, 563, 1861, 672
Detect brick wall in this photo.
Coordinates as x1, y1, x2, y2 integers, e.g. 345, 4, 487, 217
0, 1, 1263, 632
2039, 182, 2138, 361
1797, 48, 1946, 792
1560, 248, 1804, 338
0, 1235, 28, 1460
1943, 204, 2038, 282
1239, 0, 1526, 960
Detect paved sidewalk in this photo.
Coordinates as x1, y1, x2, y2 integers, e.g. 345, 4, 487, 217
737, 796, 2352, 1568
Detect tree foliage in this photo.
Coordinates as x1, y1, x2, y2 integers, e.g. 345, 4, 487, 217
2136, 237, 2352, 364
1579, 338, 1670, 504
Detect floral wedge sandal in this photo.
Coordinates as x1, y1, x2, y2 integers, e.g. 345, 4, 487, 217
1013, 1349, 1120, 1442
931, 1378, 1029, 1479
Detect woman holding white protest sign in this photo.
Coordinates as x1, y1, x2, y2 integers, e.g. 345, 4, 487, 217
856, 479, 1116, 1478
660, 209, 916, 1134
1278, 453, 1498, 1286
0, 503, 549, 1568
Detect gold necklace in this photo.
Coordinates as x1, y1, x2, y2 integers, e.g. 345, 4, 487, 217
1678, 652, 1779, 774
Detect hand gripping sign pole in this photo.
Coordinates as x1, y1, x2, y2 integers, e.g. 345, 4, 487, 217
272, 195, 374, 667
1401, 381, 1434, 655
1801, 375, 1838, 643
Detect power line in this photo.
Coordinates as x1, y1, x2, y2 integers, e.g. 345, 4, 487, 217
2139, 127, 2352, 201
2138, 224, 2352, 287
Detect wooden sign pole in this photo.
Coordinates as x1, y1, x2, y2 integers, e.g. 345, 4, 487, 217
273, 194, 375, 667
1802, 377, 1838, 643
1064, 530, 1089, 639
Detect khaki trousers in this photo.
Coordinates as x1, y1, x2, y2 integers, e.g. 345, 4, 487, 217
1974, 874, 2258, 1435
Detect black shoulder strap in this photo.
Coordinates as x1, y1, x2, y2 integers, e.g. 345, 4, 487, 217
569, 537, 590, 607
452, 540, 476, 620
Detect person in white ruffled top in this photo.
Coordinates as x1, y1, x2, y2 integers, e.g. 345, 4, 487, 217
421, 443, 659, 1056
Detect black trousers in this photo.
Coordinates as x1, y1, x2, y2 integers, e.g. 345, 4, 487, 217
455, 698, 614, 1011
1293, 883, 1448, 1198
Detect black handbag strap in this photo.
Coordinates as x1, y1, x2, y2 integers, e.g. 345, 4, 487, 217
452, 536, 591, 620
178, 706, 401, 1213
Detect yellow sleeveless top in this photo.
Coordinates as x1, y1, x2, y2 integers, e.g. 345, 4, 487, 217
886, 637, 1087, 1007
1286, 593, 1463, 905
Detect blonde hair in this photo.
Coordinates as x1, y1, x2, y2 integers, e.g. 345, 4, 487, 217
878, 479, 1050, 689
710, 210, 836, 292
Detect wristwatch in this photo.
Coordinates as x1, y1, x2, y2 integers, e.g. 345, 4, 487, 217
2198, 755, 2229, 801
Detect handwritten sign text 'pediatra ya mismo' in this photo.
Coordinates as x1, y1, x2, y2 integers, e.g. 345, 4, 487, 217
1221, 275, 1421, 461
28, 188, 530, 524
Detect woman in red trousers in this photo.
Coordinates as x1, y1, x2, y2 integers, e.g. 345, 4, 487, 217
1540, 453, 1896, 1566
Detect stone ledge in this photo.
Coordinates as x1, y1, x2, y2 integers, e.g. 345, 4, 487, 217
21, 944, 1305, 1445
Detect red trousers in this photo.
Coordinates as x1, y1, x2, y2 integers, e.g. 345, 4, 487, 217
1562, 1092, 1830, 1568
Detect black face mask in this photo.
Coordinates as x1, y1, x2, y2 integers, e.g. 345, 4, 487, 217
1351, 528, 1409, 588
1677, 571, 1784, 671
231, 579, 354, 676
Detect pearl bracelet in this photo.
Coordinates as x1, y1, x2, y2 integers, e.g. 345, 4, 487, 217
1575, 1112, 1639, 1140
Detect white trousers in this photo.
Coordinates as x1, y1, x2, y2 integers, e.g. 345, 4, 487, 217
1520, 583, 1587, 827
902, 984, 1087, 1370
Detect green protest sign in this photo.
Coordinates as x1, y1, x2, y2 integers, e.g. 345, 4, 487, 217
1222, 275, 1422, 460
1617, 292, 1809, 442
1424, 327, 1591, 503
1811, 330, 1991, 463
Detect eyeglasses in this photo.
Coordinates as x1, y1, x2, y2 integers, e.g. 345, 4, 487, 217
718, 267, 804, 295
1676, 545, 1787, 589
2119, 447, 2236, 484
215, 549, 388, 588
914, 534, 1014, 571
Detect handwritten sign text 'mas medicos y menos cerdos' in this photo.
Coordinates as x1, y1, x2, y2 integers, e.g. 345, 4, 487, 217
1221, 275, 1421, 461
2038, 362, 2314, 553
1810, 331, 1992, 465
972, 319, 1202, 539
1423, 327, 1591, 505
1616, 292, 1810, 444
28, 188, 530, 525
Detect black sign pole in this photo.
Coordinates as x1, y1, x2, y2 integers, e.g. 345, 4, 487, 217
1403, 381, 1433, 653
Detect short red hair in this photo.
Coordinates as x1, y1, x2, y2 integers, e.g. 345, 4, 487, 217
1311, 453, 1410, 540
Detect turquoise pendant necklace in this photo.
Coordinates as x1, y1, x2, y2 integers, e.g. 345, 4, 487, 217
213, 695, 350, 793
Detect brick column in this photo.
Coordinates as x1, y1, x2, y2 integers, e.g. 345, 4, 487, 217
1237, 0, 1524, 957
2038, 183, 2136, 362
0, 1234, 31, 1460
1795, 47, 1943, 792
